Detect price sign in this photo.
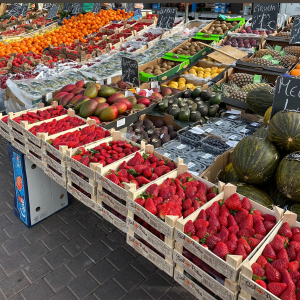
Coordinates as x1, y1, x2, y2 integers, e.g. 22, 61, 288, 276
62, 3, 73, 12
47, 5, 59, 20
287, 152, 300, 161
121, 57, 139, 87
125, 3, 135, 13
8, 3, 21, 18
92, 3, 102, 14
72, 3, 83, 15
271, 76, 300, 118
157, 7, 177, 30
20, 3, 28, 17
251, 3, 279, 31
290, 17, 300, 44
43, 3, 53, 10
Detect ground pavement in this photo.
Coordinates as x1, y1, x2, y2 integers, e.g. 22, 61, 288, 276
0, 136, 197, 300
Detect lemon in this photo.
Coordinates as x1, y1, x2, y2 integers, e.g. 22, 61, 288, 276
178, 78, 186, 83
197, 67, 204, 72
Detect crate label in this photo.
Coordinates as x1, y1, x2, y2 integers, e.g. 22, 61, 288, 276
250, 122, 259, 127
12, 140, 26, 154
226, 141, 238, 148
163, 152, 171, 158
205, 128, 213, 133
67, 169, 94, 195
176, 144, 186, 149
187, 162, 195, 168
98, 189, 128, 216
100, 175, 128, 199
240, 128, 250, 134
45, 168, 67, 189
214, 121, 223, 126
228, 135, 237, 140
202, 153, 212, 159
66, 156, 95, 179
46, 92, 52, 100
117, 118, 125, 128
43, 153, 65, 174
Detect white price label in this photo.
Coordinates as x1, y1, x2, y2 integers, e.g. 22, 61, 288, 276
117, 118, 125, 127
240, 128, 250, 134
229, 135, 237, 140
250, 122, 259, 127
214, 121, 223, 126
202, 153, 212, 159
150, 81, 159, 89
226, 140, 238, 147
205, 128, 213, 133
125, 90, 134, 97
163, 152, 171, 157
46, 93, 52, 101
176, 144, 186, 149
228, 115, 238, 120
187, 162, 195, 168
107, 77, 112, 84
227, 109, 241, 115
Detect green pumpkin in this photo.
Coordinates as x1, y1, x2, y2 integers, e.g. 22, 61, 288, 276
276, 152, 300, 201
253, 127, 269, 139
290, 204, 300, 222
264, 107, 272, 126
232, 136, 280, 185
269, 111, 300, 154
221, 163, 240, 183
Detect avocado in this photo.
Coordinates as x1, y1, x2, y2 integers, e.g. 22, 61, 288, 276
190, 111, 201, 122
199, 117, 207, 125
132, 120, 143, 130
161, 133, 170, 145
170, 131, 178, 140
151, 138, 162, 148
183, 89, 192, 98
158, 100, 169, 112
188, 101, 197, 111
144, 122, 154, 132
167, 125, 174, 133
192, 87, 203, 98
208, 105, 219, 117
197, 104, 208, 117
193, 97, 205, 105
209, 93, 222, 105
160, 126, 168, 135
178, 107, 190, 121
168, 105, 180, 118
153, 119, 165, 128
200, 90, 212, 101
178, 99, 187, 108
168, 98, 178, 105
150, 132, 160, 141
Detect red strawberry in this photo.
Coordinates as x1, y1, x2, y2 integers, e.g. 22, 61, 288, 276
266, 263, 281, 283
297, 288, 300, 300
226, 239, 237, 254
183, 207, 195, 218
254, 233, 266, 240
290, 271, 300, 284
295, 252, 300, 264
145, 198, 157, 215
255, 280, 267, 289
239, 214, 253, 230
218, 213, 228, 227
253, 214, 264, 224
254, 220, 267, 236
256, 255, 268, 269
282, 269, 295, 287
279, 222, 293, 239
191, 236, 199, 242
287, 247, 296, 261
247, 237, 261, 250
228, 225, 239, 235
228, 215, 238, 227
263, 244, 277, 262
237, 228, 255, 238
264, 221, 276, 233
267, 282, 287, 297
135, 197, 145, 207
207, 226, 218, 236
292, 227, 300, 236
290, 241, 300, 252
238, 237, 252, 254
234, 208, 249, 224
229, 233, 238, 241
292, 233, 300, 242
220, 204, 230, 217
207, 193, 217, 200
196, 227, 209, 241
264, 214, 276, 222
209, 213, 220, 230
193, 200, 201, 210
251, 209, 263, 217
252, 262, 265, 279
182, 199, 192, 211
277, 248, 290, 262
271, 258, 289, 272
184, 220, 196, 236
225, 193, 242, 211
194, 219, 209, 231
288, 261, 299, 272
213, 242, 228, 260
241, 197, 251, 211
197, 182, 207, 194
206, 202, 220, 217
206, 235, 221, 250
270, 235, 288, 253
280, 285, 296, 300
217, 226, 229, 243
198, 209, 207, 220
234, 245, 247, 260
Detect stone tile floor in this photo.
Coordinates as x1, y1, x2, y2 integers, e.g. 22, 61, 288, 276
0, 137, 196, 300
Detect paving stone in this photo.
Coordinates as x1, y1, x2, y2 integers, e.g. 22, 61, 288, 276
76, 213, 101, 229
44, 265, 74, 293
21, 241, 49, 263
9, 293, 25, 300
140, 273, 172, 299
0, 180, 11, 193
43, 246, 72, 270
84, 295, 97, 300
0, 271, 30, 299
21, 279, 54, 300
80, 227, 105, 245
74, 202, 91, 215
2, 235, 29, 255
41, 230, 68, 251
57, 207, 82, 224
0, 214, 11, 228
21, 258, 52, 284
68, 272, 98, 299
84, 241, 112, 264
0, 266, 7, 282
97, 219, 116, 234
93, 279, 126, 300
123, 243, 140, 259
40, 215, 66, 234
100, 236, 124, 251
166, 283, 197, 300
156, 269, 176, 286
121, 287, 153, 300
1, 252, 28, 276
159, 295, 171, 300
4, 221, 28, 239
0, 247, 9, 263
5, 210, 18, 223
88, 259, 117, 285
0, 229, 11, 245
48, 288, 77, 300
22, 224, 48, 244
65, 253, 94, 277
59, 220, 85, 240
114, 265, 144, 292
106, 247, 135, 271
63, 235, 89, 257
131, 256, 157, 278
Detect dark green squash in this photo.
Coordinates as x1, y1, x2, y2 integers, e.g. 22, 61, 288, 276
267, 181, 289, 208
290, 204, 300, 222
221, 163, 240, 183
253, 127, 269, 139
269, 111, 300, 153
264, 107, 272, 126
246, 86, 274, 116
232, 136, 280, 185
276, 152, 300, 201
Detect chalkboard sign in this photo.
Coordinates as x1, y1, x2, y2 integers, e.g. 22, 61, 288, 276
157, 7, 177, 30
125, 3, 135, 13
47, 5, 59, 20
287, 152, 300, 161
92, 3, 102, 14
43, 3, 53, 10
8, 3, 21, 18
121, 57, 139, 87
62, 3, 73, 12
290, 17, 300, 44
72, 3, 83, 15
251, 3, 279, 31
271, 76, 300, 118
20, 3, 28, 17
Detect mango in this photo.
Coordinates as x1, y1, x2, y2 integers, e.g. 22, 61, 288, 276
84, 85, 98, 99
85, 81, 96, 88
79, 99, 99, 118
74, 96, 90, 111
99, 106, 118, 122
112, 102, 127, 115
137, 98, 150, 107
71, 87, 85, 95
126, 96, 137, 106
93, 97, 106, 104
98, 86, 117, 98
94, 103, 109, 116
53, 92, 68, 102
59, 93, 75, 107
114, 98, 132, 110
132, 103, 146, 110
75, 80, 85, 88
106, 92, 125, 105
60, 84, 76, 93
69, 94, 83, 106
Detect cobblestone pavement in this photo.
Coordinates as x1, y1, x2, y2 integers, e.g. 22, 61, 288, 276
0, 137, 196, 300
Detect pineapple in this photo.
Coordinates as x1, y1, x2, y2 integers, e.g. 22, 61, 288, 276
255, 47, 281, 58
214, 83, 247, 102
277, 31, 291, 39
277, 54, 298, 67
284, 46, 300, 56
228, 73, 254, 88
248, 58, 274, 67
241, 83, 270, 92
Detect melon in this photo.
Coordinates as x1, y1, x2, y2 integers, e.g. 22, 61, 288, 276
264, 107, 272, 126
253, 127, 269, 139
221, 163, 240, 183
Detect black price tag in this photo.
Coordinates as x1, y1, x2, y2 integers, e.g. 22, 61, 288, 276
287, 152, 300, 161
121, 57, 139, 87
125, 3, 135, 13
72, 3, 83, 15
271, 76, 300, 118
62, 3, 73, 12
157, 7, 177, 30
20, 3, 28, 17
8, 4, 21, 18
47, 5, 59, 20
251, 3, 279, 31
290, 17, 300, 44
43, 3, 53, 10
92, 3, 102, 14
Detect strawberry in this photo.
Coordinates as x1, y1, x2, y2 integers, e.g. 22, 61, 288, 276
228, 215, 238, 227
196, 227, 209, 241
234, 209, 249, 224
145, 184, 159, 198
264, 221, 276, 233
238, 237, 252, 254
135, 197, 145, 207
225, 193, 242, 211
290, 271, 300, 284
237, 228, 255, 238
270, 235, 288, 253
184, 220, 196, 236
288, 261, 299, 272
295, 252, 300, 264
191, 236, 200, 242
252, 262, 265, 279
281, 269, 296, 288
206, 202, 220, 217
72, 155, 82, 161
137, 176, 150, 186
264, 214, 276, 222
253, 214, 264, 224
263, 244, 277, 262
226, 239, 237, 254
279, 222, 293, 239
277, 248, 290, 262
228, 225, 239, 235
217, 226, 229, 243
297, 288, 300, 300
251, 209, 263, 217
271, 258, 289, 272
182, 199, 192, 211
267, 282, 287, 297
257, 255, 268, 269
198, 209, 207, 220
292, 233, 300, 242
234, 245, 247, 260
193, 200, 201, 210
287, 247, 296, 261
239, 215, 253, 230
183, 207, 195, 218
207, 186, 218, 194
197, 182, 207, 194
209, 213, 220, 230
220, 204, 230, 217
218, 213, 228, 227
207, 193, 217, 200
241, 197, 251, 211
280, 285, 296, 300
207, 226, 218, 236
206, 235, 221, 250
290, 241, 300, 252
266, 263, 281, 283
248, 237, 261, 250
254, 220, 267, 236
145, 198, 157, 215
254, 233, 266, 240
213, 242, 228, 260
229, 233, 238, 242
194, 219, 209, 231
292, 227, 300, 236
255, 279, 267, 289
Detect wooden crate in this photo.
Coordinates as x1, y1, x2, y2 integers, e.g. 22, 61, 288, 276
67, 182, 97, 207
174, 184, 284, 300
239, 211, 297, 300
0, 113, 11, 142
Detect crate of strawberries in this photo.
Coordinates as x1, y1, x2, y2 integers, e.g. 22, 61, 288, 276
0, 113, 12, 142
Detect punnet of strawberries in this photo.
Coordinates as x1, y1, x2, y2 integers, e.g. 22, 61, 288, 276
105, 152, 176, 190
71, 140, 140, 167
29, 116, 85, 136
134, 172, 218, 220
12, 105, 67, 125
251, 222, 300, 300
47, 125, 110, 150
184, 193, 276, 261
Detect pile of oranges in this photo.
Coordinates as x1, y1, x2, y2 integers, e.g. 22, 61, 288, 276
0, 9, 134, 58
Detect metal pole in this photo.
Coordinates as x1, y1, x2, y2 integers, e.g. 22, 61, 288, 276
185, 3, 189, 23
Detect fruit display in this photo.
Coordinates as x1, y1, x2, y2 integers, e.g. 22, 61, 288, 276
183, 192, 276, 260
182, 65, 225, 79
201, 20, 239, 35
174, 41, 206, 56
276, 22, 293, 39
135, 172, 218, 219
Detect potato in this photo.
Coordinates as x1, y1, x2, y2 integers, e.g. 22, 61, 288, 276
154, 70, 162, 75
160, 68, 167, 72
182, 45, 189, 50
168, 61, 175, 66
162, 62, 168, 68
145, 69, 153, 74
166, 65, 172, 70
154, 65, 160, 69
